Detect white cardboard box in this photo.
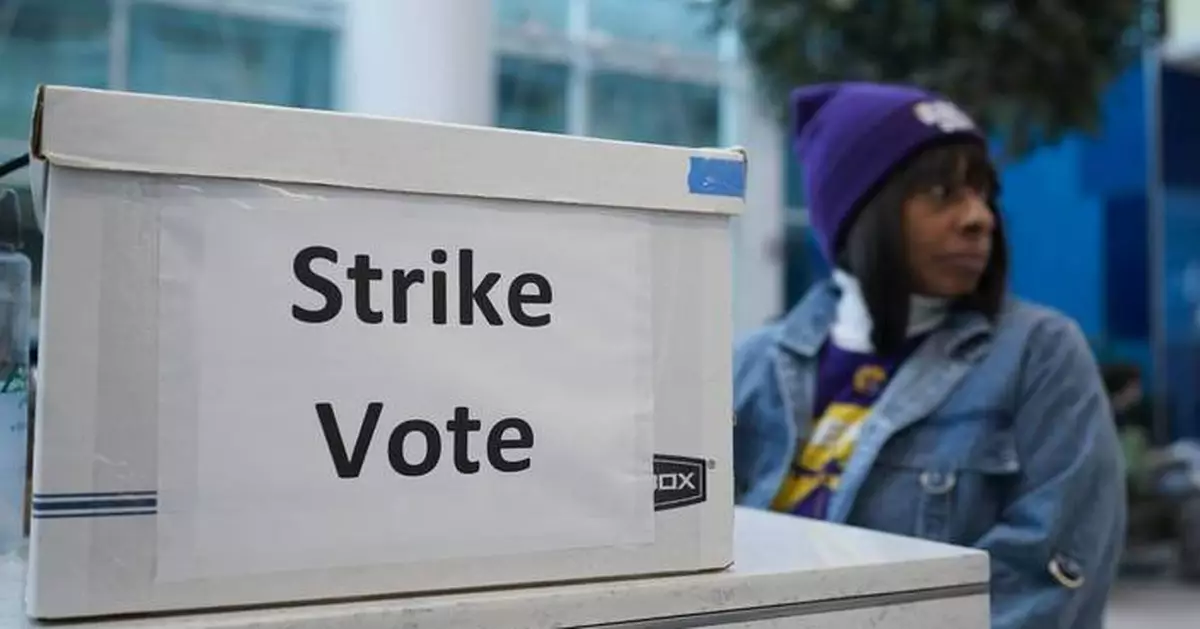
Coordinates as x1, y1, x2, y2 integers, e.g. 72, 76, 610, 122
25, 86, 742, 619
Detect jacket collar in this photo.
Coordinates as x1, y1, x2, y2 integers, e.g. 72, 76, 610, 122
777, 280, 839, 358
776, 278, 997, 362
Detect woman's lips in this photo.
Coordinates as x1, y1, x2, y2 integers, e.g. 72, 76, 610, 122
938, 252, 989, 274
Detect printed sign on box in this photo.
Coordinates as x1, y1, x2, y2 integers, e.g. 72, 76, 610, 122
155, 191, 657, 581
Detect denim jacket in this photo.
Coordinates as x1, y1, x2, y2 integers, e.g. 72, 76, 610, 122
733, 281, 1127, 629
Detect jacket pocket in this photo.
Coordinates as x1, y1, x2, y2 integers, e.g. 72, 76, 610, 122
872, 424, 1020, 543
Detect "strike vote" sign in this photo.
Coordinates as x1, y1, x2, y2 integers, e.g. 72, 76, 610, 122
154, 189, 656, 581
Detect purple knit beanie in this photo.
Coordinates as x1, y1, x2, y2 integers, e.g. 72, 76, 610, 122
790, 82, 987, 263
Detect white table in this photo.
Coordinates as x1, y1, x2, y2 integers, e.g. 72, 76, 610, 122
0, 508, 989, 628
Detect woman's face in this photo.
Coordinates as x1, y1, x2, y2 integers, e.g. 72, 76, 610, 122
901, 182, 994, 298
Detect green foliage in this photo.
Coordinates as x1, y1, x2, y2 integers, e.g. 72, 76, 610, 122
712, 0, 1146, 158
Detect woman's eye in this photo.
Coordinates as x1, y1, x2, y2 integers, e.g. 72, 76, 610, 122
926, 185, 950, 200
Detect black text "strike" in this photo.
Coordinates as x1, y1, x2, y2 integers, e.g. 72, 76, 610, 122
291, 247, 553, 327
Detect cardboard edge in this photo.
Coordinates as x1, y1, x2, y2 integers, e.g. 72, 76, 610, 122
22, 558, 741, 622
725, 145, 748, 180
29, 85, 45, 162
30, 86, 745, 217
26, 86, 49, 235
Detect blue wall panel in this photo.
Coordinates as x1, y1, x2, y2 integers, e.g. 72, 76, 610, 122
1104, 194, 1150, 340
1162, 190, 1200, 342
998, 63, 1153, 344
1080, 64, 1147, 198
1000, 138, 1105, 338
1159, 67, 1200, 439
1163, 67, 1200, 188
1161, 189, 1200, 441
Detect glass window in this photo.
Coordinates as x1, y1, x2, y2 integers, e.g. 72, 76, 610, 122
0, 185, 42, 295
0, 0, 111, 141
128, 4, 335, 109
1164, 195, 1200, 342
588, 0, 718, 55
1161, 193, 1200, 441
496, 56, 570, 134
494, 0, 570, 34
587, 72, 718, 147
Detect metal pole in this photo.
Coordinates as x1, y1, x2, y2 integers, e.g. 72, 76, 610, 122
107, 0, 131, 91
1142, 0, 1169, 445
565, 0, 591, 137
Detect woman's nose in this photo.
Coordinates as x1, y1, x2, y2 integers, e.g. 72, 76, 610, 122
957, 194, 994, 235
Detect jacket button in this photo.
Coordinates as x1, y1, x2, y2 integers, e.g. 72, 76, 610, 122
918, 470, 957, 494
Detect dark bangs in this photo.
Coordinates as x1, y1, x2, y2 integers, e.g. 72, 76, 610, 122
900, 141, 998, 200
836, 139, 1009, 355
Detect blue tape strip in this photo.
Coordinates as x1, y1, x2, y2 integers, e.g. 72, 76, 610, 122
687, 156, 746, 198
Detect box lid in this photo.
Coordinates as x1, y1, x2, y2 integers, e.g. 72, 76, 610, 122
30, 85, 744, 216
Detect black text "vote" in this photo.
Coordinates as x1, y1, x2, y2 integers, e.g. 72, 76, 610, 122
317, 403, 534, 478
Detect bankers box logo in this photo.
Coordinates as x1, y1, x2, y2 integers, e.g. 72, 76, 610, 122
653, 454, 708, 511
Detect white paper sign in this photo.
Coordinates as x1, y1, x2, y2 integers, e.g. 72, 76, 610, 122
155, 184, 655, 581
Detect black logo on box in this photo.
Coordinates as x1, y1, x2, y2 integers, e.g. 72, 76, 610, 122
653, 454, 707, 511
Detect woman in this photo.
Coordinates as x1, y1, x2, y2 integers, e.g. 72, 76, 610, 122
733, 82, 1126, 629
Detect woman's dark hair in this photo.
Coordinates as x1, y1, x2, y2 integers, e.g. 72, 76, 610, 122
1101, 363, 1141, 396
835, 140, 1008, 355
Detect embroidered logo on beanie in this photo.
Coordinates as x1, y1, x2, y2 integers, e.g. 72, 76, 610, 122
913, 101, 976, 134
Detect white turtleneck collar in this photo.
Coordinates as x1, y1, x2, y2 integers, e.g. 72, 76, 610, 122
830, 269, 949, 354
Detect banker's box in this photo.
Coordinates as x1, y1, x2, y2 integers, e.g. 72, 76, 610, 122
25, 86, 741, 619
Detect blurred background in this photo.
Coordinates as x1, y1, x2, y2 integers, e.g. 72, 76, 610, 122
1, 0, 1200, 625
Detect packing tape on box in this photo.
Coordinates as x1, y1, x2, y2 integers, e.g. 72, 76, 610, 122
686, 147, 746, 199
154, 183, 205, 584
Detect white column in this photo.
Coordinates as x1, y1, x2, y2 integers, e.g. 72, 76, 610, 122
338, 0, 495, 126
722, 64, 785, 336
